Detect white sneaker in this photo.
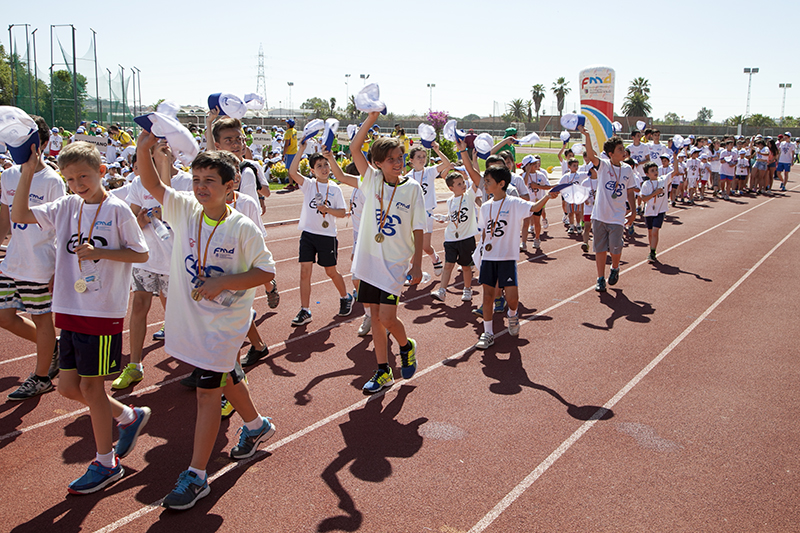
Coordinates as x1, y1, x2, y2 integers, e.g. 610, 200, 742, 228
507, 315, 520, 336
433, 259, 443, 277
476, 333, 494, 350
562, 214, 569, 226
542, 218, 549, 230
520, 241, 527, 251
533, 238, 541, 248
357, 315, 372, 336
430, 288, 446, 302
461, 287, 473, 301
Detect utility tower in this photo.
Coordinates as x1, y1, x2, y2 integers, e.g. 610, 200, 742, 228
256, 43, 267, 109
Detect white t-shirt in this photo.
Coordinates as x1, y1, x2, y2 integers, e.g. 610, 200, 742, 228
720, 149, 736, 176
640, 176, 671, 216
591, 159, 634, 225
647, 142, 668, 165
299, 177, 345, 237
239, 164, 260, 204
405, 166, 439, 212
477, 194, 535, 261
48, 134, 63, 153
627, 143, 651, 175
170, 169, 193, 192
126, 177, 173, 276
685, 158, 701, 183
109, 183, 131, 202
161, 188, 275, 373
31, 193, 148, 318
580, 176, 598, 216
445, 187, 479, 242
229, 191, 267, 239
779, 141, 796, 164
524, 170, 549, 201
735, 157, 750, 176
509, 175, 529, 197
351, 167, 426, 296
757, 147, 770, 162
0, 165, 67, 283
709, 149, 721, 173
349, 186, 364, 237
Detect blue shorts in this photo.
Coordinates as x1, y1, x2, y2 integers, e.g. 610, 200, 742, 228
285, 153, 296, 168
478, 260, 517, 288
720, 174, 734, 181
777, 162, 791, 173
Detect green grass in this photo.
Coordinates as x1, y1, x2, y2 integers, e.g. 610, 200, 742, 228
476, 152, 561, 174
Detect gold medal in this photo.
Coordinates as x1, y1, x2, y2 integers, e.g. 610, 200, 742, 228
485, 243, 492, 252
191, 287, 203, 301
322, 220, 329, 228
375, 233, 385, 243
74, 279, 87, 293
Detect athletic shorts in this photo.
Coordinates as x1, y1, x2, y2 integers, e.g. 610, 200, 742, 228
478, 259, 517, 288
59, 330, 122, 377
299, 231, 338, 267
0, 275, 52, 315
532, 209, 543, 217
711, 172, 720, 186
195, 361, 245, 390
444, 236, 476, 267
356, 280, 399, 306
720, 174, 734, 181
131, 267, 169, 295
645, 213, 665, 229
583, 213, 592, 223
424, 211, 434, 233
777, 162, 791, 172
767, 162, 776, 169
754, 161, 767, 171
285, 153, 296, 168
592, 220, 624, 255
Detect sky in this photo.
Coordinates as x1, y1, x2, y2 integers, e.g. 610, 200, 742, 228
4, 0, 800, 124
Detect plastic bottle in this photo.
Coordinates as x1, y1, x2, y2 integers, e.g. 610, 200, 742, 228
148, 209, 170, 240
193, 278, 244, 307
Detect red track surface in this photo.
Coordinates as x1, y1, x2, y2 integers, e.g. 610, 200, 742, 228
1, 176, 799, 532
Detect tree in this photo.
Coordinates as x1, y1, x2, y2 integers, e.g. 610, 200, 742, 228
530, 84, 546, 120
696, 107, 713, 125
780, 116, 799, 128
300, 97, 332, 118
627, 77, 651, 98
329, 97, 336, 115
622, 77, 652, 117
506, 98, 526, 122
551, 78, 570, 117
345, 95, 360, 120
662, 112, 680, 125
462, 113, 480, 121
724, 115, 744, 127
746, 114, 777, 128
51, 69, 88, 129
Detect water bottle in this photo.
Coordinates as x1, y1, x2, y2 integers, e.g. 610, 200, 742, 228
79, 260, 102, 291
431, 213, 448, 222
193, 277, 244, 307
148, 209, 170, 241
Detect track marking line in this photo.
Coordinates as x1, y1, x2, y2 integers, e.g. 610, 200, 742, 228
466, 220, 800, 533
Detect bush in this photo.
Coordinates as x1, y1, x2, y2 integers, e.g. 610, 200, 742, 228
271, 161, 288, 180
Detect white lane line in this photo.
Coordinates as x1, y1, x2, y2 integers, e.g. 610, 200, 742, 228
467, 221, 800, 533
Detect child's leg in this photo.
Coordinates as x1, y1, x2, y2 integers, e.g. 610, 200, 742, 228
378, 303, 407, 356
650, 227, 660, 250
481, 284, 496, 330
583, 220, 591, 244
370, 303, 399, 365
246, 322, 267, 351
29, 313, 56, 377
323, 266, 348, 298
610, 252, 622, 269
0, 308, 37, 343
520, 216, 531, 240
533, 215, 542, 239
80, 376, 115, 455
128, 291, 153, 365
503, 285, 519, 312
440, 262, 456, 291
191, 386, 223, 471
422, 232, 439, 264
223, 378, 258, 423
596, 251, 608, 278
299, 262, 313, 308
461, 262, 474, 289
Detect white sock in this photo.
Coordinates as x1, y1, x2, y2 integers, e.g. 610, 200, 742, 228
364, 307, 371, 317
245, 416, 264, 432
115, 405, 136, 426
507, 308, 517, 318
302, 307, 310, 314
96, 451, 116, 468
188, 466, 206, 481
133, 363, 144, 372
484, 321, 494, 336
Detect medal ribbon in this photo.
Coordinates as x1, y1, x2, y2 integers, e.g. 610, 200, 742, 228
77, 193, 108, 271
195, 206, 230, 278
486, 196, 506, 245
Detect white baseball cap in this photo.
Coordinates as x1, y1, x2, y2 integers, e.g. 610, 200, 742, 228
354, 83, 387, 115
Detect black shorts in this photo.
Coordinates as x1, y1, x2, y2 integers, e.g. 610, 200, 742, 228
356, 280, 399, 306
60, 330, 122, 377
478, 260, 518, 288
299, 231, 338, 267
532, 209, 543, 217
195, 361, 246, 390
444, 237, 476, 267
645, 212, 665, 229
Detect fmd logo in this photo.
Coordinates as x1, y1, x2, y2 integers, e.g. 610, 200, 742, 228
582, 74, 612, 89
214, 246, 235, 255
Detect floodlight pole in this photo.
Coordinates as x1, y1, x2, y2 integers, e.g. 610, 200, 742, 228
7, 26, 15, 106
91, 29, 100, 122
345, 74, 350, 104
32, 28, 38, 115
106, 68, 112, 124
119, 64, 125, 128
287, 82, 293, 115
71, 25, 78, 128
134, 67, 141, 116
779, 83, 792, 122
743, 67, 759, 119
427, 83, 436, 110
131, 69, 136, 120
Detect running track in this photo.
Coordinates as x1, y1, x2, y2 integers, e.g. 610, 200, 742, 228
1, 174, 799, 532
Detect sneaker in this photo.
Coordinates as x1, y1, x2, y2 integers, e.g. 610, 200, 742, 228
494, 296, 506, 314
68, 458, 124, 495
221, 396, 235, 419
566, 225, 575, 234
116, 406, 151, 459
542, 218, 549, 230
162, 470, 210, 510
595, 277, 607, 292
241, 344, 269, 367
152, 326, 165, 341
648, 250, 657, 263
266, 279, 280, 309
581, 242, 589, 253
430, 288, 446, 302
291, 308, 312, 326
608, 267, 620, 286
400, 339, 417, 379
338, 294, 354, 317
461, 287, 473, 302
362, 367, 394, 394
533, 238, 541, 249
7, 374, 53, 400
180, 367, 201, 389
230, 417, 276, 460
626, 226, 635, 237
357, 315, 372, 336
472, 305, 484, 317
780, 183, 786, 191
48, 341, 60, 379
475, 333, 494, 350
432, 260, 443, 277
520, 241, 527, 251
507, 315, 520, 337
112, 364, 144, 390
671, 200, 676, 207
562, 214, 569, 227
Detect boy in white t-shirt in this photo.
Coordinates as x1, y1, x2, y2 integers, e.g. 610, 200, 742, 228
288, 141, 352, 327
734, 149, 750, 196
1, 116, 66, 400
345, 111, 426, 394
685, 148, 702, 204
579, 126, 637, 292
639, 162, 672, 263
777, 135, 795, 191
718, 139, 736, 200
13, 141, 150, 495
137, 133, 277, 510
405, 142, 451, 277
48, 127, 63, 157
473, 165, 558, 349
520, 155, 552, 249
557, 157, 587, 235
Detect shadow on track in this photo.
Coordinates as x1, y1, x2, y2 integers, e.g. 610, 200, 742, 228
583, 289, 654, 331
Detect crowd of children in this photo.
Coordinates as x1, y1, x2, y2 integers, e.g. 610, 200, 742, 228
0, 102, 795, 510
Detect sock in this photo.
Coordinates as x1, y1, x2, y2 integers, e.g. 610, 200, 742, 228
400, 341, 412, 352
507, 308, 517, 318
364, 307, 371, 317
134, 363, 144, 372
115, 405, 136, 426
244, 416, 264, 432
378, 363, 390, 372
188, 466, 206, 481
96, 451, 116, 468
302, 307, 310, 314
484, 321, 494, 336
433, 254, 441, 264
32, 373, 50, 382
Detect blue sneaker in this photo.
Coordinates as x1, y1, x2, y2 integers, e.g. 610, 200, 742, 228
162, 470, 210, 510
229, 417, 276, 460
115, 406, 151, 459
152, 326, 165, 341
362, 367, 394, 394
595, 277, 607, 292
493, 296, 506, 314
400, 339, 418, 379
608, 268, 620, 286
68, 458, 124, 494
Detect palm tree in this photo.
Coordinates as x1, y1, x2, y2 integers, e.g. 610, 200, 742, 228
530, 84, 546, 120
525, 99, 533, 122
346, 95, 358, 120
551, 78, 571, 117
627, 77, 651, 98
621, 93, 652, 117
507, 99, 526, 122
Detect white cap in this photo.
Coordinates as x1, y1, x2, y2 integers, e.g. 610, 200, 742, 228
134, 112, 199, 165
560, 130, 571, 143
560, 113, 586, 130
443, 119, 465, 143
417, 123, 436, 148
208, 92, 248, 119
302, 118, 324, 143
636, 120, 646, 131
474, 133, 494, 159
517, 132, 540, 144
354, 83, 387, 115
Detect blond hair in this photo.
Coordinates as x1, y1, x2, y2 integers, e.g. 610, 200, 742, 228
58, 141, 102, 171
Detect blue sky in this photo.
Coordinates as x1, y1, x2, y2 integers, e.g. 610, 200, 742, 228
5, 0, 799, 122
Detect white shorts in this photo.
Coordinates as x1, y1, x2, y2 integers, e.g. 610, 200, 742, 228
131, 267, 169, 296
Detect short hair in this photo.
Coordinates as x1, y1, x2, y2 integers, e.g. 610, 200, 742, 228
623, 157, 636, 167
445, 171, 463, 187
564, 148, 574, 157
652, 129, 661, 134
58, 141, 102, 171
498, 151, 514, 166
567, 158, 579, 166
108, 125, 120, 133
603, 136, 624, 155
643, 162, 658, 174
644, 128, 654, 136
408, 146, 426, 160
191, 151, 236, 184
398, 128, 405, 136
631, 129, 640, 137
484, 165, 511, 191
30, 115, 50, 146
308, 152, 326, 169
485, 154, 505, 168
212, 117, 243, 144
370, 136, 404, 163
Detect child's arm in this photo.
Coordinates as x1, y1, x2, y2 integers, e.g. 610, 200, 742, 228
10, 146, 42, 225
351, 111, 380, 176
408, 229, 424, 284
431, 141, 452, 174
205, 108, 220, 147
75, 242, 148, 264
557, 144, 566, 162
316, 194, 346, 219
578, 125, 600, 168
490, 136, 514, 155
529, 190, 559, 214
288, 139, 306, 187
456, 139, 482, 189
135, 131, 167, 205
325, 148, 360, 189
194, 266, 274, 301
